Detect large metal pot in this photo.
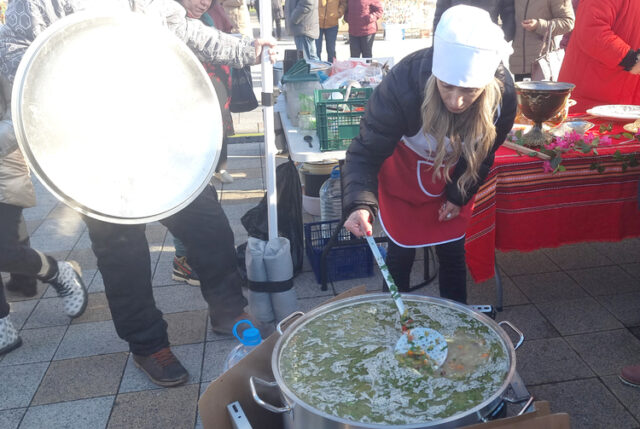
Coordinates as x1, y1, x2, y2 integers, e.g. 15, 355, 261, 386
12, 11, 222, 224
251, 294, 524, 429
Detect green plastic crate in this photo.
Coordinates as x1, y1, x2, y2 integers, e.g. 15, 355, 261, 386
314, 87, 373, 151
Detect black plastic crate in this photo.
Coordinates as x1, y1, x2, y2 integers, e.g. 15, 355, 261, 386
304, 220, 374, 284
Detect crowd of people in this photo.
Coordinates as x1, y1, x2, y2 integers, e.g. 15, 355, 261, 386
1, 0, 639, 403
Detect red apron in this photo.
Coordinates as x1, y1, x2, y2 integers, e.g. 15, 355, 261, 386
378, 140, 474, 247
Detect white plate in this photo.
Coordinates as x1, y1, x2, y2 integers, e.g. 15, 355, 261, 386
586, 105, 640, 121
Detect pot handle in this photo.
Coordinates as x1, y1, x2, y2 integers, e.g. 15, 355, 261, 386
249, 376, 292, 414
276, 311, 305, 336
498, 320, 524, 350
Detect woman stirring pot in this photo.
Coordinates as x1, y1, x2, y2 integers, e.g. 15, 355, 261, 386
343, 5, 517, 303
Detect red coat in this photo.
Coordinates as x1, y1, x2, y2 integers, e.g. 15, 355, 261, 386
345, 0, 383, 37
558, 0, 640, 111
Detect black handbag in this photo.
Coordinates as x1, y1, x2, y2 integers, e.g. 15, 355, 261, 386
229, 66, 259, 113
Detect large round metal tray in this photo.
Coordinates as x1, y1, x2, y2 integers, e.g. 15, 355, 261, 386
12, 11, 222, 223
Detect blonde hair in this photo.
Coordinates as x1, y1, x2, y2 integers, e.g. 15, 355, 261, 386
421, 75, 502, 200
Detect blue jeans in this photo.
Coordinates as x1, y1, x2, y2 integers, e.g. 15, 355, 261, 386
315, 26, 339, 62
294, 35, 319, 61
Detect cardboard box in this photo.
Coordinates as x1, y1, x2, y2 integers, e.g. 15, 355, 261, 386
199, 287, 570, 429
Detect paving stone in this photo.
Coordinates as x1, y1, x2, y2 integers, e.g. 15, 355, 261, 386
28, 232, 81, 254
515, 337, 594, 385
218, 175, 265, 192
166, 310, 208, 346
145, 224, 168, 245
23, 297, 72, 329
89, 270, 105, 293
528, 378, 639, 429
597, 292, 640, 327
467, 272, 530, 308
298, 295, 336, 313
201, 338, 236, 382
495, 249, 559, 276
108, 384, 199, 429
512, 271, 589, 304
566, 329, 640, 376
293, 270, 357, 299
621, 262, 640, 280
590, 239, 640, 265
22, 202, 55, 222
0, 408, 25, 429
195, 382, 208, 429
567, 265, 640, 296
542, 242, 614, 270
154, 285, 208, 314
33, 217, 85, 237
496, 304, 559, 340
32, 353, 128, 405
0, 326, 66, 366
20, 396, 114, 429
119, 343, 204, 393
6, 299, 38, 330
536, 297, 623, 335
0, 362, 49, 409
66, 247, 98, 271
630, 326, 640, 342
71, 292, 112, 325
54, 320, 128, 360
602, 374, 640, 423
152, 259, 182, 287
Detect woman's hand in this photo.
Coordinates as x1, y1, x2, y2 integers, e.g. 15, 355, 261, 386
344, 209, 373, 237
521, 19, 538, 32
252, 38, 278, 64
438, 201, 461, 222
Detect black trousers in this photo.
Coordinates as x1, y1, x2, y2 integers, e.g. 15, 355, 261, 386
0, 202, 49, 318
384, 238, 467, 304
84, 184, 247, 356
349, 34, 376, 58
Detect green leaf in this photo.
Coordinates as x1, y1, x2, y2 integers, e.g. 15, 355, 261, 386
557, 165, 566, 172
622, 164, 628, 172
589, 163, 598, 170
515, 130, 523, 139
623, 132, 634, 139
550, 157, 562, 170
597, 165, 606, 173
593, 148, 599, 156
611, 134, 622, 139
629, 157, 639, 167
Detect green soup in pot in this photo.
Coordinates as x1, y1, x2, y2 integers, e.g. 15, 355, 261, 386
279, 299, 509, 426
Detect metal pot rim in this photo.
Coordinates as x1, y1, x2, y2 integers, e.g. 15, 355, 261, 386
271, 293, 517, 428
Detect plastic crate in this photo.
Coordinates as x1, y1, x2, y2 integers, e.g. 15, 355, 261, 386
304, 219, 374, 284
314, 87, 373, 151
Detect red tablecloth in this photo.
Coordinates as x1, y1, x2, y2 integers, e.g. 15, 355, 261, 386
466, 119, 640, 282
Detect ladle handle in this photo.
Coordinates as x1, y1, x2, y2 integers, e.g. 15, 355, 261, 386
365, 234, 405, 315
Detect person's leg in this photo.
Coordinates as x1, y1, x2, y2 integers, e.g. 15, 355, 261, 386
6, 212, 38, 297
325, 25, 339, 62
161, 184, 248, 332
315, 29, 324, 61
274, 17, 282, 39
435, 238, 467, 304
0, 277, 9, 319
384, 241, 416, 292
349, 35, 362, 58
294, 35, 319, 61
362, 33, 375, 58
83, 217, 169, 356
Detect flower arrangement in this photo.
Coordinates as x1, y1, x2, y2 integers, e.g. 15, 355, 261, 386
508, 123, 640, 174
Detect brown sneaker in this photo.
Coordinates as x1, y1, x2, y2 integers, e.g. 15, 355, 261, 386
620, 364, 640, 387
133, 347, 189, 387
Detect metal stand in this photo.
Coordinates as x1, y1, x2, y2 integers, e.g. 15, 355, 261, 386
495, 258, 504, 312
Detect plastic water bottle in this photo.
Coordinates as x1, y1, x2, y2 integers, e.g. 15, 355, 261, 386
320, 166, 342, 237
222, 320, 262, 372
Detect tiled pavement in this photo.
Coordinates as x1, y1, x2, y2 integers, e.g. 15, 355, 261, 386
3, 20, 640, 429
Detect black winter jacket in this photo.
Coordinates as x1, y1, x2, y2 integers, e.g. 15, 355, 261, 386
433, 0, 516, 42
342, 48, 517, 218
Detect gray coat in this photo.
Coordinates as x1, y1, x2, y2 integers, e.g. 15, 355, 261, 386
285, 0, 319, 39
0, 0, 258, 207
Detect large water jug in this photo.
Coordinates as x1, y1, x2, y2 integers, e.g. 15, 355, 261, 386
222, 319, 262, 372
319, 166, 342, 237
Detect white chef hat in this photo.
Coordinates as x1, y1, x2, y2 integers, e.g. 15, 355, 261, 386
432, 5, 512, 88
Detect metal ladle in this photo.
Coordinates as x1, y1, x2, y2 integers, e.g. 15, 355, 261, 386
364, 234, 448, 369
